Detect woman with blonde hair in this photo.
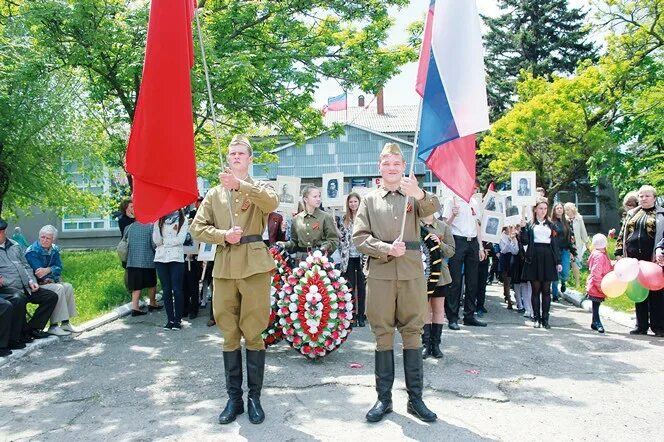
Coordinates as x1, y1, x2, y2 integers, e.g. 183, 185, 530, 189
564, 202, 589, 288
279, 185, 338, 259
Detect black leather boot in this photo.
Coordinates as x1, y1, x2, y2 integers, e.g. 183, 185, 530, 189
421, 324, 431, 359
246, 349, 266, 424
430, 324, 444, 359
218, 350, 244, 424
404, 348, 437, 422
366, 350, 394, 422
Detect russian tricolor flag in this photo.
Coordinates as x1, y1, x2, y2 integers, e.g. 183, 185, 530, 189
416, 0, 490, 202
326, 92, 348, 111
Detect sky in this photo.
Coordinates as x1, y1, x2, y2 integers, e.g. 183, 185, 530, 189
313, 0, 592, 107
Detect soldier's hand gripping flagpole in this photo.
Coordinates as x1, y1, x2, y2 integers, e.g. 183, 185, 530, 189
398, 97, 425, 240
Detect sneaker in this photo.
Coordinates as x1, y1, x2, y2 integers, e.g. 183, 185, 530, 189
517, 308, 526, 314
172, 322, 182, 330
163, 322, 174, 330
47, 326, 71, 337
31, 329, 51, 339
60, 322, 80, 333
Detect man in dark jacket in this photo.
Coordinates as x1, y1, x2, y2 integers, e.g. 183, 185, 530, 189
0, 219, 58, 342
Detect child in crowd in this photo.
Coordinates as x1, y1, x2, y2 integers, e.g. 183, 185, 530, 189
499, 226, 518, 310
586, 234, 612, 333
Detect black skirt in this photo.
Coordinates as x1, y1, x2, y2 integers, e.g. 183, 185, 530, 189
511, 255, 524, 284
522, 243, 557, 282
127, 267, 157, 291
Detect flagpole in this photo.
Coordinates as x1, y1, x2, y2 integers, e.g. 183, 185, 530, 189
398, 96, 424, 240
195, 8, 235, 226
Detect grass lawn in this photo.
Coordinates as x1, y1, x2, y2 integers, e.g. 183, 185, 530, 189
60, 250, 130, 324
565, 238, 636, 314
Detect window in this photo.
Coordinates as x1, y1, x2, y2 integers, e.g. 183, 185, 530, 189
61, 164, 116, 231
555, 182, 599, 218
306, 144, 314, 155
328, 143, 335, 155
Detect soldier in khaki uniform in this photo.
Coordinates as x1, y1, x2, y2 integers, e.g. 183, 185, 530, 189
190, 135, 279, 425
352, 143, 440, 423
278, 185, 339, 259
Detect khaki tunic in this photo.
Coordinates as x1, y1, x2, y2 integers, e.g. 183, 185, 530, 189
190, 178, 278, 279
352, 187, 440, 350
421, 219, 455, 286
283, 208, 339, 255
353, 187, 440, 280
190, 177, 279, 351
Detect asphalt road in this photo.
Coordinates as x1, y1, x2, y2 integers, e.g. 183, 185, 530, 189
1, 285, 663, 441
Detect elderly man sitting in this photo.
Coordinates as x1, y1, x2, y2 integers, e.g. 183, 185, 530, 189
0, 219, 58, 342
25, 225, 79, 336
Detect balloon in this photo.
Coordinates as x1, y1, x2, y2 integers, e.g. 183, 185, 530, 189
637, 260, 664, 291
614, 257, 640, 282
625, 280, 649, 303
601, 271, 628, 298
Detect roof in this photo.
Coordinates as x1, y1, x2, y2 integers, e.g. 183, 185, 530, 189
323, 104, 418, 133
271, 122, 413, 154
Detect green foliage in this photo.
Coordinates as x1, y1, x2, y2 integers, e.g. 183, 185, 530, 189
481, 0, 664, 200
19, 0, 416, 189
60, 250, 129, 324
0, 5, 109, 218
483, 0, 596, 120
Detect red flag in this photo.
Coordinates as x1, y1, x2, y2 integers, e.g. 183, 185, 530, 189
424, 135, 477, 202
125, 0, 198, 223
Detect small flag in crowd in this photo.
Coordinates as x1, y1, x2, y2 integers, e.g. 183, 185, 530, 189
125, 0, 199, 223
326, 92, 348, 111
415, 0, 490, 202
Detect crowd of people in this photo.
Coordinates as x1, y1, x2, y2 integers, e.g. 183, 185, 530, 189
2, 135, 663, 426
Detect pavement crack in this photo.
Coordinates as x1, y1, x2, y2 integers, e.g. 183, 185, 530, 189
428, 385, 510, 403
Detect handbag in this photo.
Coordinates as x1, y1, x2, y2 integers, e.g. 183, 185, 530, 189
117, 224, 132, 262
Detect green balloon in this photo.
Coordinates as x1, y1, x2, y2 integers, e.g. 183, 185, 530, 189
626, 280, 649, 303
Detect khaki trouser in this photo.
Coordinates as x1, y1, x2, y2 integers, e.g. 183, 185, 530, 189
41, 282, 77, 324
366, 277, 427, 351
213, 273, 271, 351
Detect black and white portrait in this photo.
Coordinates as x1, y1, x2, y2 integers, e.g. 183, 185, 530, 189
511, 171, 537, 206
483, 191, 504, 215
276, 175, 301, 213
481, 211, 504, 243
322, 172, 344, 208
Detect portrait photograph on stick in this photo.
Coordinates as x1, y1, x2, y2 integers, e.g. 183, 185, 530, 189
511, 171, 537, 206
483, 190, 505, 214
322, 172, 345, 208
481, 211, 504, 243
276, 175, 301, 213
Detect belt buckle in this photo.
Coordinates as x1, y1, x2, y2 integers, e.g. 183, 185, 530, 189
466, 237, 472, 242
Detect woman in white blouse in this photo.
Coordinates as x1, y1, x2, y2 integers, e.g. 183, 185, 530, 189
153, 209, 189, 330
520, 199, 562, 329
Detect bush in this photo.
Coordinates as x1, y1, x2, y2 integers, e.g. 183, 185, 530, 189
60, 250, 129, 324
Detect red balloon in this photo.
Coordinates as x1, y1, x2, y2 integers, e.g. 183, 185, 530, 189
637, 260, 664, 291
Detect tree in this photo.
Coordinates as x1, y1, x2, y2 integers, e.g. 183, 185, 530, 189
479, 0, 664, 200
23, 0, 417, 185
483, 0, 597, 120
0, 3, 108, 217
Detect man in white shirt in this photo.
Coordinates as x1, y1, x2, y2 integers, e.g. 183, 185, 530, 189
441, 192, 487, 329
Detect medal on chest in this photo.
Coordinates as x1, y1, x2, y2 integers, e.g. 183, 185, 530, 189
241, 199, 251, 211
312, 221, 321, 230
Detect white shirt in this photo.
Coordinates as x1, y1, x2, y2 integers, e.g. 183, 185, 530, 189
533, 221, 552, 244
442, 197, 479, 238
153, 218, 189, 263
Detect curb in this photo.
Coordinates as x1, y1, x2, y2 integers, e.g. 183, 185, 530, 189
561, 289, 635, 328
0, 294, 162, 369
